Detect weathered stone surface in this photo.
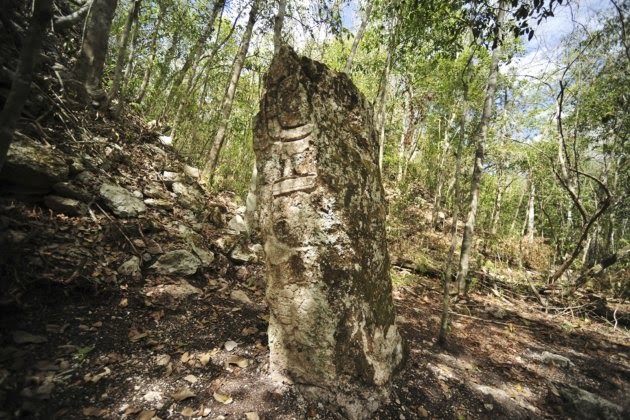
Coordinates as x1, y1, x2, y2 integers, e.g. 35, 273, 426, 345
228, 215, 248, 234
43, 195, 87, 216
150, 250, 201, 276
99, 182, 147, 217
172, 181, 204, 209
254, 46, 404, 418
52, 181, 93, 203
554, 383, 623, 420
0, 137, 69, 188
118, 256, 141, 278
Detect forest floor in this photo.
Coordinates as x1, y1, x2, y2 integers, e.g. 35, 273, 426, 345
0, 108, 629, 420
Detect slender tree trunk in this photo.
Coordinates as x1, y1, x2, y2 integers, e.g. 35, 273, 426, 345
510, 183, 526, 235
74, 0, 118, 98
0, 0, 53, 172
433, 112, 457, 227
456, 2, 505, 296
54, 0, 92, 30
108, 0, 141, 114
273, 0, 287, 54
163, 0, 225, 115
136, 5, 164, 104
343, 0, 374, 74
438, 80, 468, 345
205, 0, 261, 183
122, 7, 141, 96
525, 179, 535, 241
376, 48, 392, 173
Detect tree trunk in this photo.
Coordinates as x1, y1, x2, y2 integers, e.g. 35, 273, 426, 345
0, 0, 53, 172
456, 3, 505, 296
163, 0, 225, 115
433, 112, 457, 227
54, 0, 92, 30
510, 183, 526, 235
343, 0, 374, 74
376, 48, 392, 173
136, 5, 164, 104
108, 0, 141, 115
438, 78, 468, 345
489, 175, 504, 235
525, 177, 535, 241
205, 0, 260, 184
122, 5, 141, 97
74, 0, 118, 99
273, 0, 287, 54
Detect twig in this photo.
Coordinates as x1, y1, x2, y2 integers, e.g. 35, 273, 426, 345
94, 202, 139, 256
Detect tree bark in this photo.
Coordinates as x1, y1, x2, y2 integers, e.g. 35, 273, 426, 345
74, 0, 118, 98
273, 0, 287, 54
163, 0, 225, 115
136, 4, 164, 104
54, 0, 92, 30
525, 177, 535, 241
0, 0, 53, 172
456, 2, 505, 296
438, 77, 468, 345
108, 0, 141, 114
343, 0, 374, 74
204, 0, 261, 183
376, 47, 392, 173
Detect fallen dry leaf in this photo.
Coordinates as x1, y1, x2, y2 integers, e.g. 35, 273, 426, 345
180, 351, 190, 363
123, 406, 142, 415
84, 367, 111, 383
12, 330, 47, 344
165, 361, 173, 376
136, 410, 156, 420
156, 354, 171, 366
226, 355, 250, 368
183, 374, 198, 384
241, 326, 258, 336
212, 391, 233, 405
224, 340, 238, 351
82, 406, 107, 417
181, 407, 196, 417
245, 412, 260, 420
119, 298, 128, 307
170, 387, 196, 401
128, 328, 148, 342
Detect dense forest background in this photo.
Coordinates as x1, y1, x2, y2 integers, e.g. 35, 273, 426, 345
88, 0, 628, 290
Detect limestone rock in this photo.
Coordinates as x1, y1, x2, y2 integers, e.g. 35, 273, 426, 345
143, 183, 166, 199
191, 244, 215, 267
553, 383, 623, 420
172, 181, 204, 209
118, 256, 141, 278
99, 182, 147, 217
254, 46, 404, 418
52, 182, 93, 202
143, 280, 202, 308
150, 250, 201, 276
144, 198, 173, 209
228, 215, 248, 234
0, 136, 69, 188
43, 195, 87, 216
182, 164, 200, 179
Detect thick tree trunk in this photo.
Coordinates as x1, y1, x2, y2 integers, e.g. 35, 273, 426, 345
205, 0, 260, 184
74, 0, 118, 99
0, 0, 53, 172
108, 0, 141, 114
343, 0, 374, 74
456, 3, 505, 296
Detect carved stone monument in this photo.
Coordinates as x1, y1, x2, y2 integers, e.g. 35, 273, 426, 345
254, 47, 404, 418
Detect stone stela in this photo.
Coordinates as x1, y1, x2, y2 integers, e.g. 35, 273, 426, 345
253, 46, 405, 419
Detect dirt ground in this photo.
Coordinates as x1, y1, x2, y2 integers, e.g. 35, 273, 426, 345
1, 205, 629, 420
